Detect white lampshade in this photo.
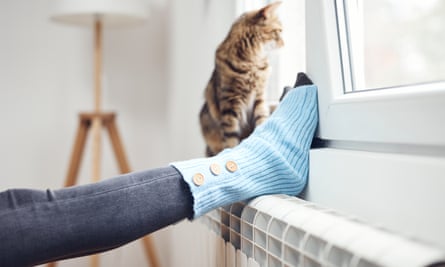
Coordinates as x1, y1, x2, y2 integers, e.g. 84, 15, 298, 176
51, 0, 148, 27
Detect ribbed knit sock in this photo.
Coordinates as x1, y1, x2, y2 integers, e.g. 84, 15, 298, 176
171, 85, 318, 218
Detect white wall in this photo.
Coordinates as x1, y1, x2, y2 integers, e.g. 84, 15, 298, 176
166, 0, 237, 161
164, 1, 238, 266
0, 0, 91, 190
0, 0, 172, 188
0, 0, 236, 266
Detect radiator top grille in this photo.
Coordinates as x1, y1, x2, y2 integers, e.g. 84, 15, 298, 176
200, 195, 445, 267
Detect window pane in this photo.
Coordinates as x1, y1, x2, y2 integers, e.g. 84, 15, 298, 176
347, 0, 445, 90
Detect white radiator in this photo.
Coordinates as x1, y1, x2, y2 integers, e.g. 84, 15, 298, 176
199, 195, 445, 267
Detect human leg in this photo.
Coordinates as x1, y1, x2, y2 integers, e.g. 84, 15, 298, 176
0, 83, 318, 266
0, 166, 192, 266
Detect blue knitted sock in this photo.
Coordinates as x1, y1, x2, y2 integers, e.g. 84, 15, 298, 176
171, 85, 318, 218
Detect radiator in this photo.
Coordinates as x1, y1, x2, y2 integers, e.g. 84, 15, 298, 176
199, 195, 445, 267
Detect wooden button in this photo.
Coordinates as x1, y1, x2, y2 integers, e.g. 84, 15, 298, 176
225, 160, 238, 172
210, 163, 221, 176
192, 173, 205, 186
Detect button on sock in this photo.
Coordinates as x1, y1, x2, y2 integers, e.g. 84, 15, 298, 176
171, 85, 318, 218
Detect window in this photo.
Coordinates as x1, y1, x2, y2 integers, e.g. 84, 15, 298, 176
306, 0, 445, 147
305, 0, 445, 249
341, 0, 445, 91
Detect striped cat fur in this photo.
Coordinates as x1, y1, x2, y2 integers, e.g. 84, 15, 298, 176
200, 2, 284, 156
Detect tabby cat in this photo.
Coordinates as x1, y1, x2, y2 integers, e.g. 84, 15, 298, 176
199, 1, 284, 156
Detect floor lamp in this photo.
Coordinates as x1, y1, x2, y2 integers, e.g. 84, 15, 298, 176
49, 1, 160, 267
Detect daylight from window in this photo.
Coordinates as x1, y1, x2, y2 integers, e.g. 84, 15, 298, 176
237, 0, 305, 101
346, 0, 445, 90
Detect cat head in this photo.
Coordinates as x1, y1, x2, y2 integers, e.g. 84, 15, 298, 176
235, 1, 284, 49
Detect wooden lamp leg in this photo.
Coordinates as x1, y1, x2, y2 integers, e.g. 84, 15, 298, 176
142, 236, 161, 267
90, 116, 102, 184
105, 116, 161, 267
90, 117, 102, 267
106, 116, 130, 173
65, 116, 90, 187
46, 114, 161, 267
47, 15, 160, 267
46, 115, 91, 267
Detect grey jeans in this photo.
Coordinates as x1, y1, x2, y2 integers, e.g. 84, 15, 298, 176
0, 166, 193, 267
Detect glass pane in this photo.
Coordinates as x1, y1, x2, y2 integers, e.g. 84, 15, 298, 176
346, 0, 445, 90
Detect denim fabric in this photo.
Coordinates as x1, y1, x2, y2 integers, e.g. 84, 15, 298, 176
0, 166, 193, 267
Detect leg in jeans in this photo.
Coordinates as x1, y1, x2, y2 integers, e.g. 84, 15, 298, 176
0, 166, 192, 267
0, 79, 318, 266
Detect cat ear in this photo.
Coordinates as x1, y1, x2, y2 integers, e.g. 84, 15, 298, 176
258, 1, 282, 20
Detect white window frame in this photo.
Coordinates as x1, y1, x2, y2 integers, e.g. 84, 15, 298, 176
305, 0, 445, 250
307, 0, 445, 147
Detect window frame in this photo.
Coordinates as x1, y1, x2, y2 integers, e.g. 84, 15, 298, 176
307, 0, 445, 148
304, 0, 445, 249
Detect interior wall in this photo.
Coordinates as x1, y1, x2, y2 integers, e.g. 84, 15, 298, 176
0, 0, 236, 266
166, 0, 237, 161
0, 0, 91, 190
0, 0, 172, 190
163, 0, 238, 266
0, 0, 172, 266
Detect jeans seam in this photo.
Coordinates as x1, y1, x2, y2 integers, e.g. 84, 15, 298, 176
0, 172, 179, 215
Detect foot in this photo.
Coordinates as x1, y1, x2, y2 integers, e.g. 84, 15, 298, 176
172, 84, 318, 218
280, 72, 314, 101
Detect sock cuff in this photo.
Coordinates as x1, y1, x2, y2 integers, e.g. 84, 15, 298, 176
171, 137, 308, 218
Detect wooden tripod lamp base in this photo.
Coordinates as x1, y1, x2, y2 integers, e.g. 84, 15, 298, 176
50, 1, 156, 265
46, 112, 160, 267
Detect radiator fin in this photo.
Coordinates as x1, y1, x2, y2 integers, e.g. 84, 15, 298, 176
199, 195, 445, 267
